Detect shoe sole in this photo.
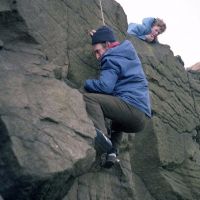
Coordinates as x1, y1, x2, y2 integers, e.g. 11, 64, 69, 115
95, 129, 113, 153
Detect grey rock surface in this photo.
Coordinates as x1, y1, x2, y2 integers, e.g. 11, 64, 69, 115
0, 4, 95, 200
0, 0, 200, 200
128, 37, 200, 200
0, 0, 11, 12
16, 0, 127, 87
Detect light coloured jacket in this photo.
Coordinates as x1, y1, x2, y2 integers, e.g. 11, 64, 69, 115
127, 17, 155, 41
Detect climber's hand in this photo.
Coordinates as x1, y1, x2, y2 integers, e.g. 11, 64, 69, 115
145, 34, 155, 42
88, 29, 96, 37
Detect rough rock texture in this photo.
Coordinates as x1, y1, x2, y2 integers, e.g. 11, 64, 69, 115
16, 0, 127, 87
0, 1, 200, 200
128, 37, 200, 200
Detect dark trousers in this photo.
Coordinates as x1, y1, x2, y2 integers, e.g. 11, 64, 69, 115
83, 93, 147, 149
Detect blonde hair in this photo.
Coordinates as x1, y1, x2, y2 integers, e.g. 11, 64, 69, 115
154, 18, 166, 33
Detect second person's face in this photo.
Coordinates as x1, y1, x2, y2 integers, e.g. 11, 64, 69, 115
151, 25, 161, 37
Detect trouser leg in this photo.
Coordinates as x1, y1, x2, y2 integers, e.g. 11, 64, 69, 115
83, 93, 108, 135
83, 93, 146, 135
110, 131, 123, 154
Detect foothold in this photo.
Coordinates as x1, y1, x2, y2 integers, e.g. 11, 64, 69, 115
0, 40, 4, 50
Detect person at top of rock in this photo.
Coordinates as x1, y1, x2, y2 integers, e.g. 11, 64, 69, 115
127, 17, 166, 43
83, 26, 151, 168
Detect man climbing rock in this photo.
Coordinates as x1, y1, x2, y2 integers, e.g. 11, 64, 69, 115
83, 26, 151, 168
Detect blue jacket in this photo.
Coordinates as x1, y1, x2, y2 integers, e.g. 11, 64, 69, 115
127, 17, 155, 41
84, 40, 151, 117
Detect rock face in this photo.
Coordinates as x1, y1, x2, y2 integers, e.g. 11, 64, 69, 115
0, 1, 200, 200
127, 37, 200, 200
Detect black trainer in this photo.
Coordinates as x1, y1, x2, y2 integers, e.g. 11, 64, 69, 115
101, 152, 117, 168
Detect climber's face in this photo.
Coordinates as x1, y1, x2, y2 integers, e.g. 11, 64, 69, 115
151, 25, 161, 37
93, 43, 108, 60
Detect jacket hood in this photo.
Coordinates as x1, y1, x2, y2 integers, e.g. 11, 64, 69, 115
103, 40, 137, 61
142, 17, 155, 33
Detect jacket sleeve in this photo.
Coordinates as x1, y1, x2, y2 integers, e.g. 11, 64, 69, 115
127, 23, 147, 40
84, 58, 120, 94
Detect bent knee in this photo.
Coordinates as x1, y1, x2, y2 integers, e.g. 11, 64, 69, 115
83, 93, 94, 101
83, 93, 101, 102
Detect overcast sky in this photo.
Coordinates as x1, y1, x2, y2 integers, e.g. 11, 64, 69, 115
115, 0, 200, 68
